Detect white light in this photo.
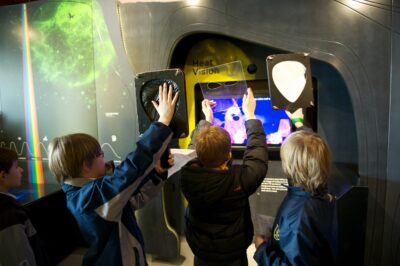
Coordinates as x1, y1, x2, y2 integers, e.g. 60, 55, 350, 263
272, 61, 306, 103
119, 0, 184, 3
187, 0, 200, 5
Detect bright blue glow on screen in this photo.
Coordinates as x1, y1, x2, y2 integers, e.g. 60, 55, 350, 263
211, 97, 292, 145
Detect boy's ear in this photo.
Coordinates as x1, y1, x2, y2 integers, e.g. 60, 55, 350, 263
0, 170, 6, 181
81, 161, 91, 175
228, 152, 232, 160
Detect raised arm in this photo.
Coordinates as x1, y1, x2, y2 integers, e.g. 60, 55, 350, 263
188, 99, 215, 149
285, 108, 312, 132
128, 153, 174, 209
242, 88, 256, 121
238, 88, 269, 195
77, 83, 178, 221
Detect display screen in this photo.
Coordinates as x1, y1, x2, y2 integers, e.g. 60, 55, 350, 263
210, 97, 292, 145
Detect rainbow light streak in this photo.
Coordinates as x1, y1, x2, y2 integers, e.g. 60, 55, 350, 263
22, 4, 45, 190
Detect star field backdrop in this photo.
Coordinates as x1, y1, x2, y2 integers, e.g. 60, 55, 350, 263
0, 0, 137, 185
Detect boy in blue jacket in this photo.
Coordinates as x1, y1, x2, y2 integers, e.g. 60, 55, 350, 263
253, 109, 337, 266
48, 83, 178, 266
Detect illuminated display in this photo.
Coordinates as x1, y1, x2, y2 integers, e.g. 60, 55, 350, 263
210, 97, 291, 145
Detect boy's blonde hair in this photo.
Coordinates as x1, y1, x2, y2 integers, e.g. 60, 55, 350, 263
48, 133, 101, 183
195, 126, 231, 168
280, 131, 331, 194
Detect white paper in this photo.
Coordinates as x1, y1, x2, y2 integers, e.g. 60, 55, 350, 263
167, 148, 197, 178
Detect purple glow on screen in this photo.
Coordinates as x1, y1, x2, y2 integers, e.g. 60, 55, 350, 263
211, 97, 291, 145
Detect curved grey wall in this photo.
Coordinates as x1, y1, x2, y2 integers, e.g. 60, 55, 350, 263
118, 0, 399, 264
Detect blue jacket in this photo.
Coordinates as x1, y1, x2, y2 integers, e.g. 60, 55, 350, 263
62, 122, 172, 266
254, 186, 337, 266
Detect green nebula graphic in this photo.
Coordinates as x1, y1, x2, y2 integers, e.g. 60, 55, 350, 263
30, 1, 116, 94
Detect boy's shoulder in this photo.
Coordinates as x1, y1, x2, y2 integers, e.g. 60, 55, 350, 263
0, 192, 18, 206
283, 192, 334, 223
0, 194, 29, 230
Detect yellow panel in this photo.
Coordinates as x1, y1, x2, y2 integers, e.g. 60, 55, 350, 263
179, 38, 255, 148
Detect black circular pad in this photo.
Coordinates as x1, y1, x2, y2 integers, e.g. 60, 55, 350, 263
140, 79, 180, 122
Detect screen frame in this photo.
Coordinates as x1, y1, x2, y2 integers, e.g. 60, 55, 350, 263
194, 79, 317, 160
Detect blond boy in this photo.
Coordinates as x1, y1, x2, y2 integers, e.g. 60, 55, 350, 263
48, 84, 177, 266
254, 113, 337, 266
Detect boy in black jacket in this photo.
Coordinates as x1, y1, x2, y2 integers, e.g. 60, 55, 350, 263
0, 148, 49, 266
181, 88, 268, 266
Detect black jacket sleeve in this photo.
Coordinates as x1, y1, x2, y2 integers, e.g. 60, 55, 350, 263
238, 119, 268, 195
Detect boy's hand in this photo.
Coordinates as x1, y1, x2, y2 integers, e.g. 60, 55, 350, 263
242, 88, 256, 120
155, 154, 175, 174
254, 234, 268, 249
285, 108, 304, 128
202, 99, 215, 123
152, 82, 179, 126
105, 160, 115, 175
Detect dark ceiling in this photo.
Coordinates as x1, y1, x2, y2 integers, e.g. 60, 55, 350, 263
0, 0, 38, 6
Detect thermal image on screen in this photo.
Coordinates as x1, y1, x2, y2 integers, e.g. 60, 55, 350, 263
211, 97, 292, 145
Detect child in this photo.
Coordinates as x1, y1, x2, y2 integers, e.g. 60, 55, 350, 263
181, 88, 268, 266
48, 83, 178, 266
253, 110, 337, 266
0, 147, 49, 266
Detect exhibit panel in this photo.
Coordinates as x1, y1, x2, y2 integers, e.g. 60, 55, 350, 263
0, 0, 398, 264
118, 0, 396, 264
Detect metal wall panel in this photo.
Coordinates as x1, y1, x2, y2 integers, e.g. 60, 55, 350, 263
116, 0, 397, 264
